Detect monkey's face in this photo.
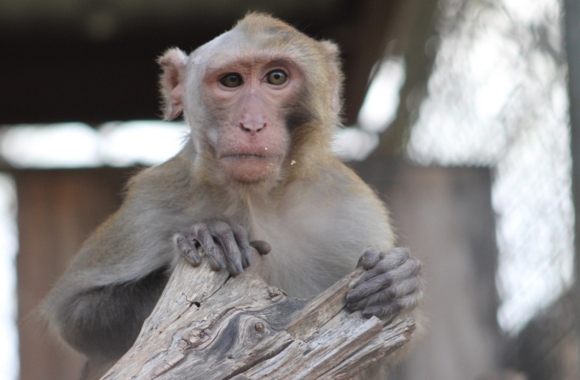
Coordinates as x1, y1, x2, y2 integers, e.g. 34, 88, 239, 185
196, 52, 301, 183
159, 15, 343, 184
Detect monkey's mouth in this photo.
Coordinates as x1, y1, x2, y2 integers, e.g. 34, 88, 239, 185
220, 152, 282, 161
219, 152, 282, 182
222, 153, 269, 159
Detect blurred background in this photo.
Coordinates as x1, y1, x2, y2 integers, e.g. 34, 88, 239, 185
0, 0, 578, 379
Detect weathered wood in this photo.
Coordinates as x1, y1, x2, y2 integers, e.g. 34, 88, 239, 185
102, 256, 415, 380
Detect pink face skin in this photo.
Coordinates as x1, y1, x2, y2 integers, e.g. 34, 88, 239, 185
203, 56, 301, 183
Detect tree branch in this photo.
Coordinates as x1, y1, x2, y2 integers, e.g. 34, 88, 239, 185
102, 257, 415, 379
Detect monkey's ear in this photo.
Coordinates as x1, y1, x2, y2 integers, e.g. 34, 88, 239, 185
158, 48, 188, 120
320, 41, 343, 115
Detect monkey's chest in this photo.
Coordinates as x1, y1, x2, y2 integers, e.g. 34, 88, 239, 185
247, 214, 359, 299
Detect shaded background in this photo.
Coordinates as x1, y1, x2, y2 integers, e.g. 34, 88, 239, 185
0, 0, 579, 379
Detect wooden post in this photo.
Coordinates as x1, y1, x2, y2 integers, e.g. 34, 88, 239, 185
103, 258, 415, 379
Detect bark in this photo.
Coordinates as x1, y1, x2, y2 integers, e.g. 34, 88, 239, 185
102, 258, 415, 379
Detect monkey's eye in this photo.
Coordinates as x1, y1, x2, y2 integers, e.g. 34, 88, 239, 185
219, 73, 243, 88
266, 70, 288, 86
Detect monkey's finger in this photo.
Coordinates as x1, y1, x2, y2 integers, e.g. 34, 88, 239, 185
391, 276, 422, 299
193, 223, 225, 271
351, 261, 394, 288
349, 276, 420, 310
250, 241, 271, 256
346, 272, 392, 304
383, 247, 411, 267
231, 223, 253, 268
362, 292, 420, 319
212, 221, 244, 276
394, 291, 422, 314
207, 245, 227, 272
362, 302, 403, 320
386, 256, 422, 283
357, 246, 381, 270
347, 286, 395, 312
348, 276, 422, 319
352, 247, 410, 287
173, 233, 201, 266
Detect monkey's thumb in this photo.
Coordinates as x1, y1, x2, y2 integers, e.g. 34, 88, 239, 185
250, 241, 271, 255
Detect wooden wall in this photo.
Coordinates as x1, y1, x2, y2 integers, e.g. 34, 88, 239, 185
15, 168, 136, 380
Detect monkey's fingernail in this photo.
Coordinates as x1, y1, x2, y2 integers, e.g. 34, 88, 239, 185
346, 301, 362, 310
191, 256, 202, 266
346, 292, 358, 302
243, 255, 252, 268
362, 310, 374, 318
209, 256, 225, 271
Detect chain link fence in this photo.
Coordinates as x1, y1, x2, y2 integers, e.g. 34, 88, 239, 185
404, 0, 575, 377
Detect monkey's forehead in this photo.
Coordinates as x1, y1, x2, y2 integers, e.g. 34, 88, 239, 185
200, 47, 301, 71
191, 24, 322, 66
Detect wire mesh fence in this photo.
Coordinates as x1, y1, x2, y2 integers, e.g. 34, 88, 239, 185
402, 0, 576, 377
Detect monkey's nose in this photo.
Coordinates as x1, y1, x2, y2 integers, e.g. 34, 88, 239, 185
239, 121, 266, 134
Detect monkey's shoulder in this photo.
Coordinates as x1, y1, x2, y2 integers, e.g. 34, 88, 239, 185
124, 153, 197, 209
280, 160, 389, 230
298, 158, 381, 202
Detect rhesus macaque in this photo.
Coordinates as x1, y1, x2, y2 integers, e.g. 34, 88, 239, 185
42, 13, 422, 379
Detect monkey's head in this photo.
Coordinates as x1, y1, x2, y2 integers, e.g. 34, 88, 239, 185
158, 13, 343, 186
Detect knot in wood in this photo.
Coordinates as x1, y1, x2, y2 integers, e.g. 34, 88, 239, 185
255, 322, 264, 332
267, 286, 283, 298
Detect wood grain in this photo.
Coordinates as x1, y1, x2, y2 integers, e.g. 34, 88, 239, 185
103, 257, 415, 379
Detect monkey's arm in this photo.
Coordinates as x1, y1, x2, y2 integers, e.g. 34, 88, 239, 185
41, 160, 196, 361
41, 208, 179, 361
42, 158, 269, 362
309, 162, 422, 321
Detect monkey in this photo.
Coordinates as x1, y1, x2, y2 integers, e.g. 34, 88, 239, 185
41, 13, 422, 379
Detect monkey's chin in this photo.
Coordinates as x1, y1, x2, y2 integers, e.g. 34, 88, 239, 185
220, 155, 280, 183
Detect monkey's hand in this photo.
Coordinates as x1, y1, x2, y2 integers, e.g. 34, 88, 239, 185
346, 247, 422, 321
173, 221, 271, 276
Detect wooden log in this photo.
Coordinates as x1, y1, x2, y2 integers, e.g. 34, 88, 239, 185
102, 256, 416, 380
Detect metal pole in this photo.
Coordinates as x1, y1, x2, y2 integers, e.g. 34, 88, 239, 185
564, 0, 580, 371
